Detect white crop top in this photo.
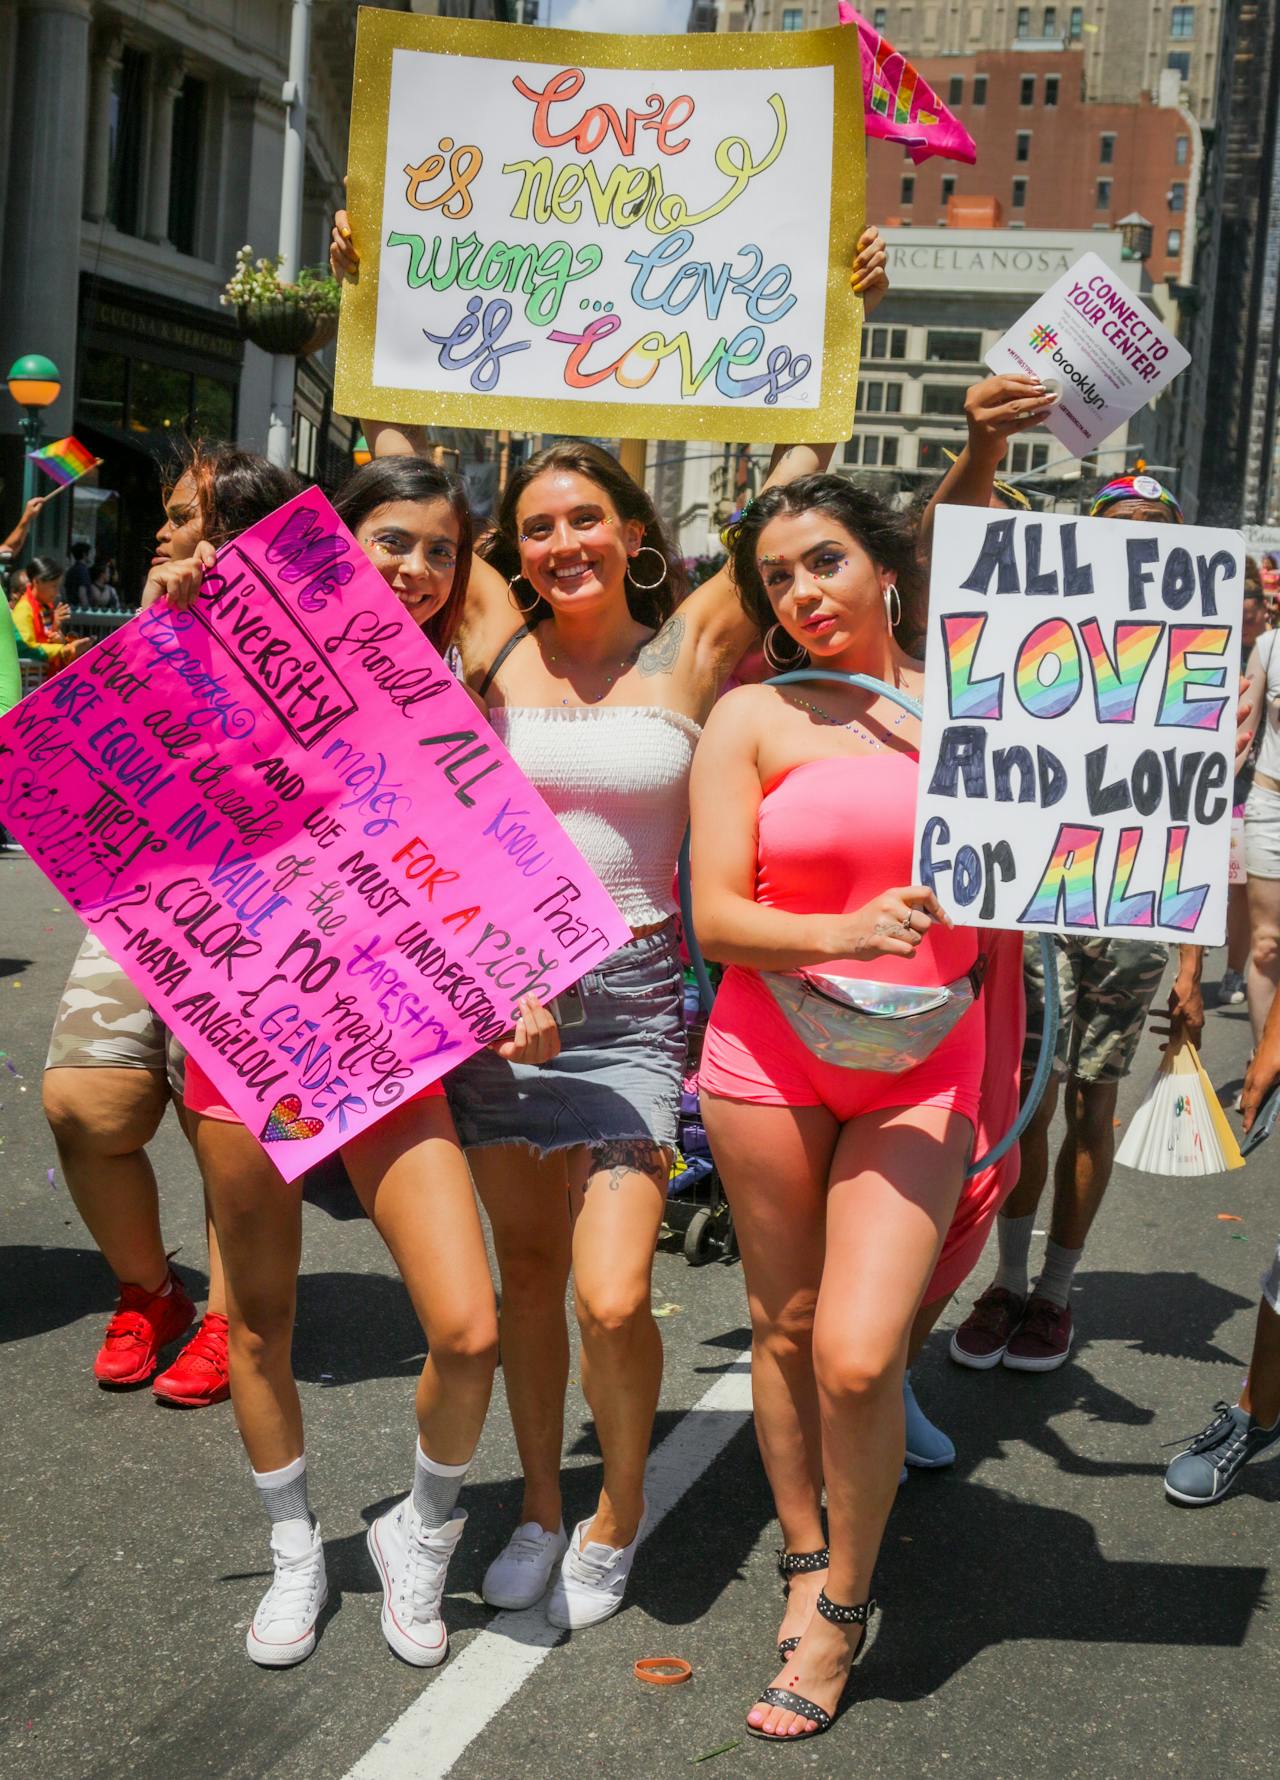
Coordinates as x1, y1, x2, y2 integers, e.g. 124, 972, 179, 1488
492, 705, 701, 926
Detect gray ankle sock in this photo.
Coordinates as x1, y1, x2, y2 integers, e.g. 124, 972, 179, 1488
992, 1212, 1037, 1299
412, 1443, 470, 1529
1035, 1239, 1083, 1310
252, 1455, 310, 1527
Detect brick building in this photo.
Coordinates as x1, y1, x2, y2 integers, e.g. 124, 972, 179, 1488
864, 49, 1196, 284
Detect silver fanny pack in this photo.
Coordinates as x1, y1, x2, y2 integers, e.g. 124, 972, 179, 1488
761, 957, 986, 1075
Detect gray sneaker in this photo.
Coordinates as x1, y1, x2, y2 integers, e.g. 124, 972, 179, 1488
1164, 1401, 1280, 1506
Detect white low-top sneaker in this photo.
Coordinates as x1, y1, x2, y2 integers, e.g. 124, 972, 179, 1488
481, 1520, 569, 1611
546, 1510, 647, 1630
367, 1499, 465, 1667
246, 1520, 327, 1667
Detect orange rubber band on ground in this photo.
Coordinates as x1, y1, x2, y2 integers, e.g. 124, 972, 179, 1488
633, 1656, 693, 1686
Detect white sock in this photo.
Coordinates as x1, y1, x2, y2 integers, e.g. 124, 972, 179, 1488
412, 1442, 471, 1529
992, 1212, 1037, 1299
1035, 1239, 1083, 1309
252, 1453, 310, 1529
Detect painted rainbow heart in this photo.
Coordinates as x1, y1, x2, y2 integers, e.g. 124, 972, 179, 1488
261, 1095, 325, 1144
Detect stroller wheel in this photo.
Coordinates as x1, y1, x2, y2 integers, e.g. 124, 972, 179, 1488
683, 1206, 716, 1266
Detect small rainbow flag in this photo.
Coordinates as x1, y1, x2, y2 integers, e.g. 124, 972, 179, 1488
27, 435, 98, 488
839, 3, 977, 166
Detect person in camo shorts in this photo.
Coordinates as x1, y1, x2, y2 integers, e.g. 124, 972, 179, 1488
950, 476, 1206, 1374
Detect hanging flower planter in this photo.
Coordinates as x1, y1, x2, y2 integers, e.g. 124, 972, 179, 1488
223, 247, 341, 358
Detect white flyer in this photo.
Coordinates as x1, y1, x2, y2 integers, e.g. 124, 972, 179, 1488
985, 251, 1189, 455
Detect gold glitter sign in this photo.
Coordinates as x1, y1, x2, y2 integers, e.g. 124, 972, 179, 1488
335, 11, 864, 443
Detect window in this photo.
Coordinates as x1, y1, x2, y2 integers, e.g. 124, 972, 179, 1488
973, 73, 988, 104
884, 382, 902, 414
1016, 130, 1031, 162
168, 77, 205, 255
866, 381, 885, 413
1170, 5, 1195, 39
193, 376, 236, 441
881, 435, 899, 466
926, 329, 981, 363
843, 436, 860, 465
917, 438, 954, 470
1010, 441, 1031, 473
1044, 73, 1059, 105
888, 327, 908, 359
948, 75, 964, 104
867, 326, 888, 360
107, 46, 149, 236
1175, 134, 1189, 165
1043, 5, 1057, 32
1096, 179, 1111, 209
1099, 132, 1115, 164
1167, 51, 1191, 79
129, 360, 191, 435
1012, 176, 1027, 209
1016, 5, 1031, 35
1069, 4, 1083, 37
1020, 74, 1035, 105
781, 6, 803, 26
922, 383, 968, 417
79, 349, 128, 431
862, 436, 881, 467
901, 173, 915, 205
868, 327, 909, 361
1031, 444, 1049, 469
1170, 180, 1186, 212
873, 6, 888, 25
1167, 227, 1182, 254
941, 174, 957, 204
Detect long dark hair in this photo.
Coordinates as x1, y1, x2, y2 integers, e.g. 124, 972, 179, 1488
730, 475, 923, 657
482, 441, 685, 630
332, 457, 473, 655
170, 443, 303, 549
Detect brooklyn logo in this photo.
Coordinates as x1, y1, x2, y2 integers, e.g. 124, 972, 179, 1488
1029, 322, 1059, 354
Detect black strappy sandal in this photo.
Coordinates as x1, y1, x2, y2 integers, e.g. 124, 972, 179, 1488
775, 1547, 828, 1660
747, 1587, 878, 1743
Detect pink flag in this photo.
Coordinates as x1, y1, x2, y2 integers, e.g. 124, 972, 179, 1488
838, 2, 977, 166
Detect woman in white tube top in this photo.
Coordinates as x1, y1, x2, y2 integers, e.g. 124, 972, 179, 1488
332, 203, 889, 1630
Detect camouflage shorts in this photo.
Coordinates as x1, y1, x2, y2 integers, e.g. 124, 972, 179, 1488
1021, 933, 1169, 1085
45, 930, 186, 1096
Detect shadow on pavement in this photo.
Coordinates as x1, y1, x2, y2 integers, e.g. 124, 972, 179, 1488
0, 1243, 207, 1343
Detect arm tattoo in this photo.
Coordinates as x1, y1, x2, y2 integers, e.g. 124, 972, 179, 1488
588, 1138, 669, 1191
636, 615, 685, 678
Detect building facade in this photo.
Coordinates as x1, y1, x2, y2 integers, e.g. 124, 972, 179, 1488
0, 0, 359, 594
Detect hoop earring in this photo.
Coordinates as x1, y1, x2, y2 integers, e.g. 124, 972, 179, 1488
763, 623, 807, 673
625, 546, 669, 592
508, 571, 542, 616
883, 583, 902, 630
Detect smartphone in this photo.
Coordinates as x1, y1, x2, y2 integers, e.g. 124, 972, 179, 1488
550, 985, 587, 1029
1241, 1082, 1280, 1157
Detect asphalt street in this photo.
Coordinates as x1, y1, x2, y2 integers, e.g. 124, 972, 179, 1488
2, 848, 1278, 1780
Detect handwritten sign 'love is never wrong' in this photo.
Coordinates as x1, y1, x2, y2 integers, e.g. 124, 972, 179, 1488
0, 488, 630, 1180
334, 13, 864, 442
913, 506, 1244, 946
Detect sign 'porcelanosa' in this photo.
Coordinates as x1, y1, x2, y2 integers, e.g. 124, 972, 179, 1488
913, 506, 1243, 945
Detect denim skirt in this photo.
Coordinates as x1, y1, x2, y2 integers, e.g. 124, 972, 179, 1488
446, 924, 686, 1156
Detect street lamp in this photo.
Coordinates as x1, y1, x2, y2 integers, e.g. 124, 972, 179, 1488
1118, 212, 1153, 263
6, 353, 62, 511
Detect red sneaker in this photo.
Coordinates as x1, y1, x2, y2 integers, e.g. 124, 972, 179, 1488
93, 1272, 196, 1388
1002, 1295, 1074, 1372
152, 1312, 230, 1407
949, 1285, 1026, 1370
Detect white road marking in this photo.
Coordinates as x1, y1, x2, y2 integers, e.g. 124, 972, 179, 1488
342, 1352, 753, 1780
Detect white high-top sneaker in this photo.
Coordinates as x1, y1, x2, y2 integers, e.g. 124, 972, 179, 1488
482, 1521, 569, 1611
246, 1520, 327, 1667
546, 1509, 647, 1630
367, 1498, 466, 1666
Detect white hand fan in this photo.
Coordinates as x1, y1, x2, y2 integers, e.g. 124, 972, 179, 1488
1116, 1044, 1244, 1176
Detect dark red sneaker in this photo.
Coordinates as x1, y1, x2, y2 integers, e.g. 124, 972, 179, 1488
152, 1312, 230, 1407
92, 1272, 196, 1388
1003, 1295, 1073, 1372
949, 1285, 1026, 1370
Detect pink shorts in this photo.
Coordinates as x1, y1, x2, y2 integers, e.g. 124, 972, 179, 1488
701, 968, 992, 1302
182, 1054, 445, 1124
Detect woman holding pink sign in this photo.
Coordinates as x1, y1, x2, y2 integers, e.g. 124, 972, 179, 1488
177, 457, 548, 1671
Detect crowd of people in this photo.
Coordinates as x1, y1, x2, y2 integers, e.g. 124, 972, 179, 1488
3, 213, 1279, 1743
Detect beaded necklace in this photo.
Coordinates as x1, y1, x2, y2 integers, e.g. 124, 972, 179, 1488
785, 692, 913, 752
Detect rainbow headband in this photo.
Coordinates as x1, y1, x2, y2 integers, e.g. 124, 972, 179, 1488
1089, 475, 1183, 522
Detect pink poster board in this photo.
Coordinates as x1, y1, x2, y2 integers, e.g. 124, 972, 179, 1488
0, 488, 630, 1180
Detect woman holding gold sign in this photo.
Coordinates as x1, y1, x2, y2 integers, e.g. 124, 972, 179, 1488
331, 207, 889, 1630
